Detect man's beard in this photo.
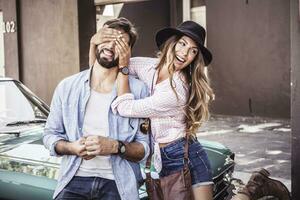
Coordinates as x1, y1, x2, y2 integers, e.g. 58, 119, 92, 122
95, 48, 119, 69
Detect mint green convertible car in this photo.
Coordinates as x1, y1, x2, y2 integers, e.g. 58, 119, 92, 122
0, 78, 235, 200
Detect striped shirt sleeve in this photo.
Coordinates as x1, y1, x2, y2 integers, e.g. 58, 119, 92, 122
111, 77, 188, 118
128, 57, 158, 83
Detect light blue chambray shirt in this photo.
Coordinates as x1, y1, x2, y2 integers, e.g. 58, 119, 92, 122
43, 68, 150, 200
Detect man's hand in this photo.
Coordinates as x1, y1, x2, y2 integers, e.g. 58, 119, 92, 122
70, 137, 96, 160
90, 27, 120, 46
85, 136, 119, 156
55, 138, 95, 160
116, 36, 131, 68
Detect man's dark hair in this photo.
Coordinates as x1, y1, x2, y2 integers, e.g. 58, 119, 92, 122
104, 17, 138, 48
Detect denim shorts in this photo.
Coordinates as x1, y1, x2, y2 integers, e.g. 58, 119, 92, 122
159, 137, 213, 187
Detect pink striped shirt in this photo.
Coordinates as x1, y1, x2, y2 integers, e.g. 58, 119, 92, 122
111, 57, 189, 144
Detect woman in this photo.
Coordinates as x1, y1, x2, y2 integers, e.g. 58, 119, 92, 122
92, 20, 214, 200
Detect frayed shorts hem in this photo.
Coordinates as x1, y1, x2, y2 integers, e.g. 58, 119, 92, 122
192, 181, 214, 188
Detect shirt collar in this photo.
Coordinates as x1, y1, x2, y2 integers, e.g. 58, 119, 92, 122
84, 66, 93, 83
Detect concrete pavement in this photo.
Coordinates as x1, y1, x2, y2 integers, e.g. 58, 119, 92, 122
197, 115, 291, 191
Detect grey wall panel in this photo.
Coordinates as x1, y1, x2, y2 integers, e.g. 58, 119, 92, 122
207, 0, 290, 118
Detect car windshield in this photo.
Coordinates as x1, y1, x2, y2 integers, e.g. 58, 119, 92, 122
0, 81, 47, 128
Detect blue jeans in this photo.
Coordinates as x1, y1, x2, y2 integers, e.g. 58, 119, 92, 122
55, 176, 121, 200
160, 137, 213, 186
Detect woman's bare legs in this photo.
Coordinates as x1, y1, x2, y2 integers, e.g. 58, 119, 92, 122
192, 185, 213, 200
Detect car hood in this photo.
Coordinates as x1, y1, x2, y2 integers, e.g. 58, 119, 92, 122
199, 139, 235, 178
0, 125, 61, 180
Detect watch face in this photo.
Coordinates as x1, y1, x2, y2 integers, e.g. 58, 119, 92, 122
118, 141, 126, 154
121, 67, 129, 75
120, 145, 126, 154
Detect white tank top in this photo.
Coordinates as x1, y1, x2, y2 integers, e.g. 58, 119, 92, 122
76, 89, 115, 180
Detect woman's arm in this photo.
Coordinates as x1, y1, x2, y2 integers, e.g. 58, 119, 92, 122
128, 57, 158, 82
89, 41, 97, 67
117, 73, 130, 96
115, 36, 131, 96
112, 81, 187, 118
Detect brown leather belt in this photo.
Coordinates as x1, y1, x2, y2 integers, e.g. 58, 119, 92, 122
158, 137, 186, 148
158, 135, 196, 148
158, 141, 173, 148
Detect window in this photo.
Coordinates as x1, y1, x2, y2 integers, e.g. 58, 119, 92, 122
182, 0, 208, 73
183, 0, 206, 29
191, 2, 206, 32
95, 4, 124, 30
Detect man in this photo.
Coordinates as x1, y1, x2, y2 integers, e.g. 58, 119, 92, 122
43, 17, 149, 200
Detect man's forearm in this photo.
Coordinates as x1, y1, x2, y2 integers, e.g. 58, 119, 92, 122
122, 141, 145, 162
55, 140, 75, 155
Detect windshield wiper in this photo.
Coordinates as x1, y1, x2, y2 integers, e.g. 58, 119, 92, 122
6, 119, 46, 126
0, 131, 21, 137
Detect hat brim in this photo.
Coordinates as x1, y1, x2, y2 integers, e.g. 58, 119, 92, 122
155, 28, 212, 66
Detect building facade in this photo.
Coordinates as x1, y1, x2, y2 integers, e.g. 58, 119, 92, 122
0, 0, 293, 118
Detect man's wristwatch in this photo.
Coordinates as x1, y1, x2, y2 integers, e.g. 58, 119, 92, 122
117, 140, 126, 155
119, 66, 129, 75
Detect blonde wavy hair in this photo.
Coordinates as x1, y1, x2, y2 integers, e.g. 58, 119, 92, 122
156, 36, 214, 136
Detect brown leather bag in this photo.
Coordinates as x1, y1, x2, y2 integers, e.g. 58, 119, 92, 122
144, 121, 194, 200
160, 142, 194, 200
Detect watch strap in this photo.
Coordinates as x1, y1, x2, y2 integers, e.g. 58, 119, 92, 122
119, 66, 129, 75
117, 140, 126, 155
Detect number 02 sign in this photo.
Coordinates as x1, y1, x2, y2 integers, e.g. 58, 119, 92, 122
2, 21, 16, 33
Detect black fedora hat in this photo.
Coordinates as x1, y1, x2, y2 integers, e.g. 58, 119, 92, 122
155, 21, 212, 66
